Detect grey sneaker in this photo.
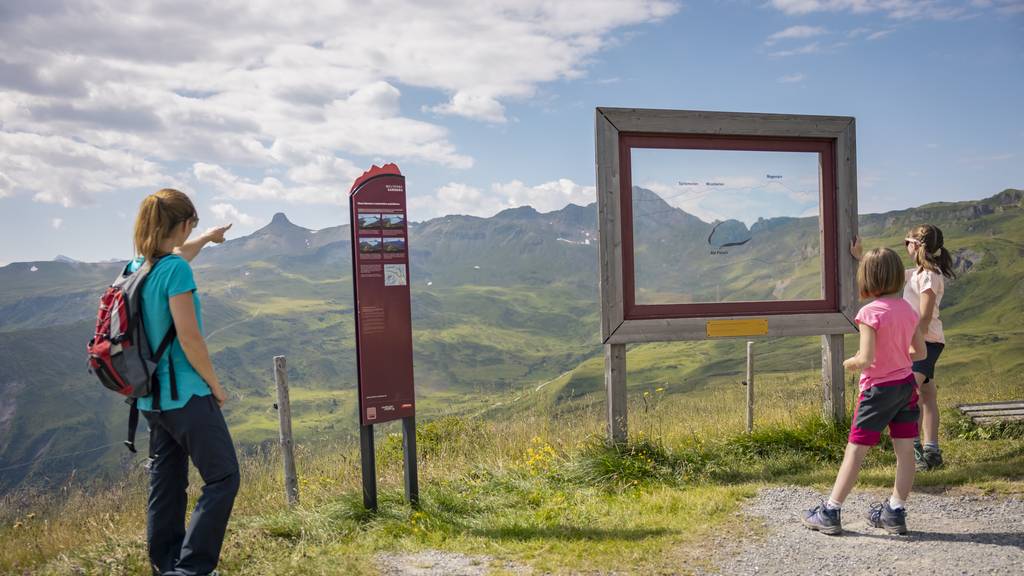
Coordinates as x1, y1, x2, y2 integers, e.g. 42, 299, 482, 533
802, 502, 842, 535
916, 446, 944, 471
867, 501, 908, 534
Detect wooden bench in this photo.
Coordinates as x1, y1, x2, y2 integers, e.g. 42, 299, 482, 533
957, 401, 1024, 425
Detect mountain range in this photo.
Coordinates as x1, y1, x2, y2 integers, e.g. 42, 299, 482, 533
1, 187, 1022, 494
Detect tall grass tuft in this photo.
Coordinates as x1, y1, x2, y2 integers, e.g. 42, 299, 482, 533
724, 416, 848, 464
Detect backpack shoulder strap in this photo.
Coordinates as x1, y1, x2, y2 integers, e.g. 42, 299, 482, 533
151, 325, 179, 403
125, 398, 140, 453
153, 325, 177, 360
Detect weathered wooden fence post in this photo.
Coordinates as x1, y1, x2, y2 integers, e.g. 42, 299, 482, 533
745, 341, 754, 433
274, 355, 299, 506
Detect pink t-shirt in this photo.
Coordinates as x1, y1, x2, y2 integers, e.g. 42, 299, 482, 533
855, 296, 919, 390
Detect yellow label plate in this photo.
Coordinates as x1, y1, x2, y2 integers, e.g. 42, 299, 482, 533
706, 319, 769, 338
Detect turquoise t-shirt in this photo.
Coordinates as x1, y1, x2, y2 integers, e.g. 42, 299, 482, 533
128, 255, 211, 411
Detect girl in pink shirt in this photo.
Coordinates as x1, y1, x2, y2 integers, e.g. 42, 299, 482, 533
802, 248, 926, 535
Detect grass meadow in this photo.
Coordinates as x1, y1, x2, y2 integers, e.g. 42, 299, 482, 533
3, 352, 1023, 575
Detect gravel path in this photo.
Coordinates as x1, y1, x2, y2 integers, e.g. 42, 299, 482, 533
377, 551, 531, 576
705, 486, 1024, 576
377, 487, 1023, 575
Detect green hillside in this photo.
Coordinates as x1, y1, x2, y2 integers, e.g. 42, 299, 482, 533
1, 188, 1021, 493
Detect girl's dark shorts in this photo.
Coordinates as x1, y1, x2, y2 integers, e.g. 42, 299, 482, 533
849, 374, 920, 446
912, 342, 944, 383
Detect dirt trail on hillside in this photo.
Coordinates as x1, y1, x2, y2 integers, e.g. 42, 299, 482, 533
702, 486, 1024, 576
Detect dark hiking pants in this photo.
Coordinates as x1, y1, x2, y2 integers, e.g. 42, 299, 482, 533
143, 394, 240, 576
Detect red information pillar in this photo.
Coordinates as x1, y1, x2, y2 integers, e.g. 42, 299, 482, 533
349, 163, 417, 510
350, 163, 416, 425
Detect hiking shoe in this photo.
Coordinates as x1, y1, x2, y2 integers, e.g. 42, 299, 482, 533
867, 502, 908, 535
801, 502, 842, 535
916, 447, 944, 471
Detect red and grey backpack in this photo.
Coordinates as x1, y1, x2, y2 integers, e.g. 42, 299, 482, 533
87, 255, 179, 453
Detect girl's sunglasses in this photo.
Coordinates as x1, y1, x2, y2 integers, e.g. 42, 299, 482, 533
903, 238, 920, 247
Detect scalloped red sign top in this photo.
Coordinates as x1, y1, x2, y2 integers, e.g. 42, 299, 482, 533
349, 163, 403, 194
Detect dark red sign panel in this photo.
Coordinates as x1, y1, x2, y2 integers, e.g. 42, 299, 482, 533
349, 163, 415, 426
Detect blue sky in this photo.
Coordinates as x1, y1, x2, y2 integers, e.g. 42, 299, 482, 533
0, 0, 1022, 264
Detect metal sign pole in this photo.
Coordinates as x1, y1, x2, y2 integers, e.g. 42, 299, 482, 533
402, 416, 419, 506
360, 424, 377, 511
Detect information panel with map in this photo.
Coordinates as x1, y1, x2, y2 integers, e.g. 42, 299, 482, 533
349, 164, 415, 426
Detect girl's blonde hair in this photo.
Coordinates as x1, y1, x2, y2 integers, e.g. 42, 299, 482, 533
858, 247, 904, 299
133, 189, 196, 262
907, 224, 956, 279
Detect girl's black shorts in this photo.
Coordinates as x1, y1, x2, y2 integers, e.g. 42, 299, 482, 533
912, 341, 944, 383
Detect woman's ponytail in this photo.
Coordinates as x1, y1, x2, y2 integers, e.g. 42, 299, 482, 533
133, 189, 196, 263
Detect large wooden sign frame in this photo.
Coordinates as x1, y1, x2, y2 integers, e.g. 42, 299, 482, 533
595, 107, 860, 442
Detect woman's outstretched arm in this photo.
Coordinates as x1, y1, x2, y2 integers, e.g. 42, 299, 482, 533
174, 224, 232, 262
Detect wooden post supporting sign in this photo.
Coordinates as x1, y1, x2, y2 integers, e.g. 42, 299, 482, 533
605, 343, 627, 444
745, 341, 754, 433
822, 334, 845, 423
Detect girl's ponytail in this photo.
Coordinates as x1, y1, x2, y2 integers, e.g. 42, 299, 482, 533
933, 245, 956, 280
908, 224, 956, 280
133, 189, 196, 263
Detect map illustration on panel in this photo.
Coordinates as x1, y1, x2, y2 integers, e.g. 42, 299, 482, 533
384, 264, 408, 286
630, 148, 824, 305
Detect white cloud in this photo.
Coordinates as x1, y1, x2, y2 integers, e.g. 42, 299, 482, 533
765, 25, 827, 46
411, 183, 488, 218
769, 0, 970, 19
971, 0, 1024, 13
409, 178, 596, 220
768, 42, 823, 57
777, 73, 806, 83
428, 91, 508, 124
193, 162, 342, 205
0, 1, 678, 206
0, 131, 168, 207
0, 171, 14, 198
51, 218, 63, 229
209, 202, 258, 226
958, 152, 1016, 168
866, 29, 896, 40
492, 179, 596, 213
